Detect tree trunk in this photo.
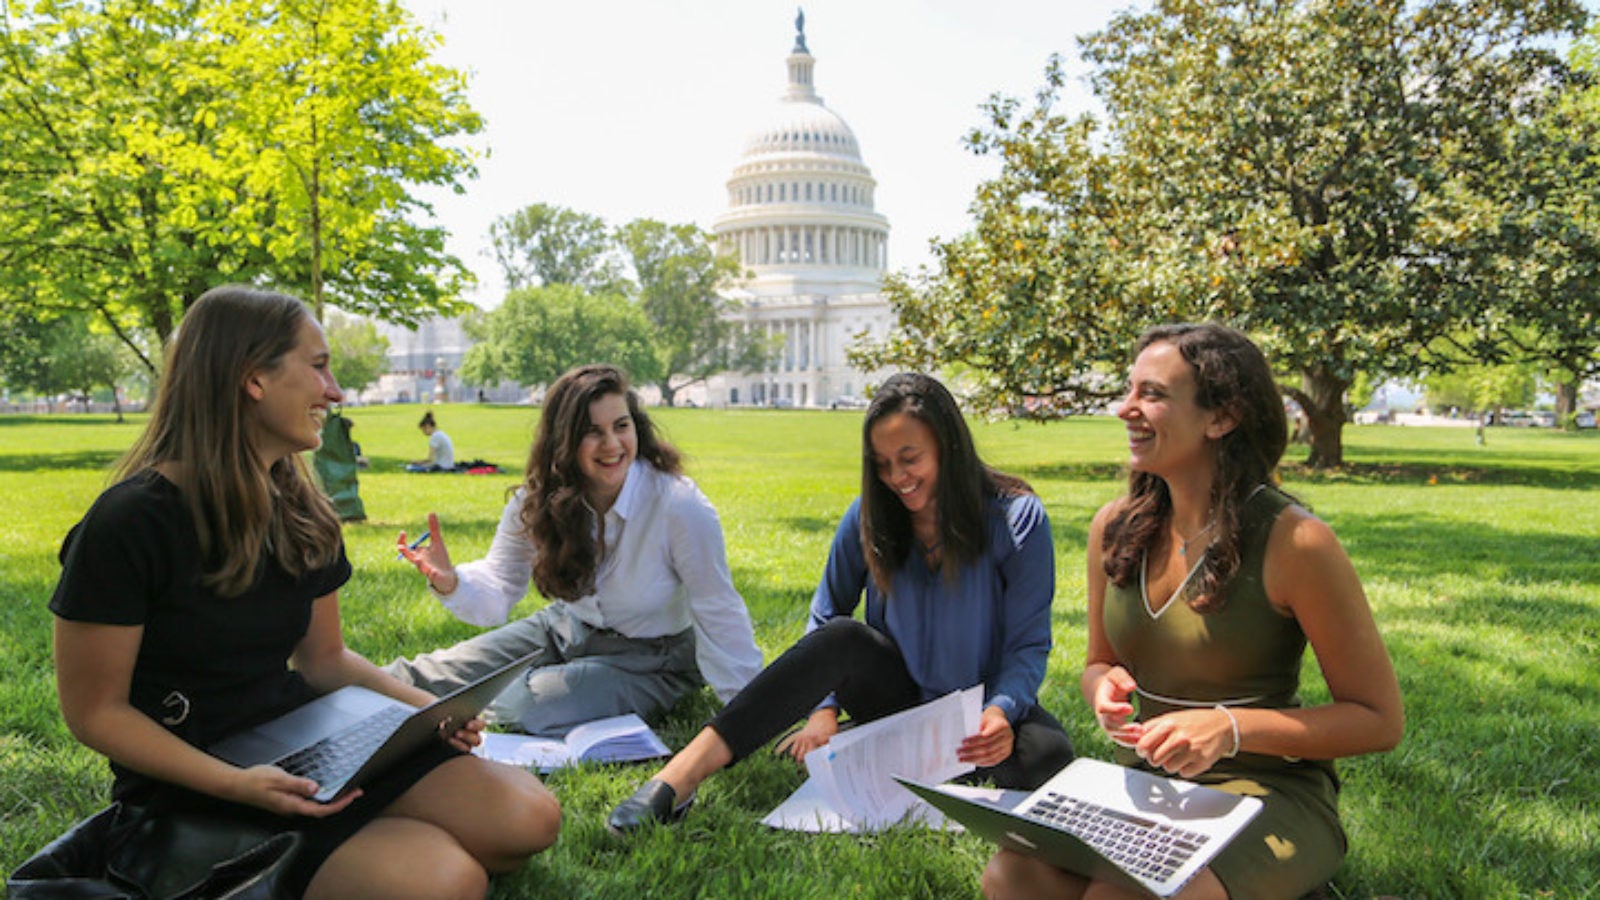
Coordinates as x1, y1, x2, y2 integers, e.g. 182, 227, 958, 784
1296, 366, 1350, 469
658, 380, 678, 407
1555, 380, 1577, 418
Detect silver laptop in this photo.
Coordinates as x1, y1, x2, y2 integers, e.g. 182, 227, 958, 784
208, 652, 537, 803
897, 758, 1262, 897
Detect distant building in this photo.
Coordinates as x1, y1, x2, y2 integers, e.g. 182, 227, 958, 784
365, 317, 521, 405
705, 12, 894, 408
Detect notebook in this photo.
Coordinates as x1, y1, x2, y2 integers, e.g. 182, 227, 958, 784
207, 652, 537, 803
896, 757, 1262, 897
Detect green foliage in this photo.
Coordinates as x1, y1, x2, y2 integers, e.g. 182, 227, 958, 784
615, 219, 764, 405
489, 203, 624, 293
1, 408, 1597, 896
0, 313, 136, 410
1423, 363, 1537, 413
855, 0, 1594, 468
458, 284, 661, 389
324, 311, 389, 401
485, 205, 772, 404
0, 0, 480, 363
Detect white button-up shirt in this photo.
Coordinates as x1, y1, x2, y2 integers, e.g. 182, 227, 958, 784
433, 460, 762, 702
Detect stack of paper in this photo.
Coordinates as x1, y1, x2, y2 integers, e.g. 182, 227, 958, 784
473, 713, 671, 773
761, 685, 984, 833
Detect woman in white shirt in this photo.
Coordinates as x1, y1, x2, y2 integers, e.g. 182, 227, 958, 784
409, 411, 456, 472
390, 364, 763, 736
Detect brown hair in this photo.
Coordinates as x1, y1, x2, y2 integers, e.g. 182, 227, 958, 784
114, 286, 342, 596
860, 373, 1030, 595
1102, 322, 1287, 612
520, 364, 681, 600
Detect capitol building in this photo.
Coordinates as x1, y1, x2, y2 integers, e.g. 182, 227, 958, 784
706, 13, 894, 409
369, 12, 894, 408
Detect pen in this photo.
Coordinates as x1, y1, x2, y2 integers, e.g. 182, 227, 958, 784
397, 531, 430, 560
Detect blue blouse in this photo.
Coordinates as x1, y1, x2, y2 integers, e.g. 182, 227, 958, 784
807, 492, 1054, 722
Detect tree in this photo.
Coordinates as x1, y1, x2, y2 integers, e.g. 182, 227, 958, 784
0, 0, 481, 371
853, 0, 1590, 467
0, 312, 136, 419
324, 311, 389, 401
457, 284, 661, 391
615, 219, 766, 406
1423, 364, 1537, 414
489, 203, 623, 293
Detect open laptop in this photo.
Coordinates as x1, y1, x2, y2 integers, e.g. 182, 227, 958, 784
897, 758, 1262, 897
207, 652, 537, 803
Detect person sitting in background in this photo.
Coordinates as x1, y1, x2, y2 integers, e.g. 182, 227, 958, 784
406, 410, 455, 472
389, 363, 763, 737
608, 372, 1075, 835
46, 286, 558, 899
982, 323, 1404, 900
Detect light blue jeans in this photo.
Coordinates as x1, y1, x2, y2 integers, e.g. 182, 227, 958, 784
384, 604, 702, 737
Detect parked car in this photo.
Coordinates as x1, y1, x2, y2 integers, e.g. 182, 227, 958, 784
829, 395, 868, 409
1575, 411, 1597, 429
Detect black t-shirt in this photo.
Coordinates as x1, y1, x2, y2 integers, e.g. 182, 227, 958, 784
50, 470, 351, 799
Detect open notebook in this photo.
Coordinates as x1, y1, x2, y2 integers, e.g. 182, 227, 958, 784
897, 758, 1262, 897
473, 713, 671, 772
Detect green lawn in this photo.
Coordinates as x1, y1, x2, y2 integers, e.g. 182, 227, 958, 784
2, 406, 1596, 898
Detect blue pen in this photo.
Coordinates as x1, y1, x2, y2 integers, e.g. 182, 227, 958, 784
397, 531, 430, 560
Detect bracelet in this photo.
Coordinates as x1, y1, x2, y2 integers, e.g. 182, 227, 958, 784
1215, 704, 1240, 758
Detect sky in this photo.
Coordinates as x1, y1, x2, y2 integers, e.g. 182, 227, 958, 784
401, 0, 1140, 308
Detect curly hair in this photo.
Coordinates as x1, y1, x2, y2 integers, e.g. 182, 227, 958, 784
115, 286, 342, 597
520, 364, 681, 600
1102, 323, 1288, 612
860, 373, 1030, 595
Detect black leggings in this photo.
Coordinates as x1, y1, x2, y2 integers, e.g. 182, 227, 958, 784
709, 618, 1074, 790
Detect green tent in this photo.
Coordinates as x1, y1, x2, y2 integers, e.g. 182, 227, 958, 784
313, 408, 366, 522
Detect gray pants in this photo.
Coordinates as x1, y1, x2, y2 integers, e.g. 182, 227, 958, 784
385, 604, 702, 737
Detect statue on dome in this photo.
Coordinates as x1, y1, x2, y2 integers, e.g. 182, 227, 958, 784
793, 7, 808, 53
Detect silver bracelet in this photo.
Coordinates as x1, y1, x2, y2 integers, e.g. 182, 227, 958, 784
1214, 704, 1240, 758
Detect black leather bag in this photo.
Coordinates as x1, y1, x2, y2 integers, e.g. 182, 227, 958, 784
8, 802, 302, 900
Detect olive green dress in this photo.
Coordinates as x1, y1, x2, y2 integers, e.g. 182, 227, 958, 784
1103, 486, 1344, 898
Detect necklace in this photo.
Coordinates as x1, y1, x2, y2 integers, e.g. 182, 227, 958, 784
1173, 518, 1215, 557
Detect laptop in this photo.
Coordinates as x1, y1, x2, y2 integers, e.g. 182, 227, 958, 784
897, 758, 1262, 897
208, 652, 537, 803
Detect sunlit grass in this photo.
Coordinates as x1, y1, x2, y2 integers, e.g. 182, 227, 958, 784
2, 407, 1596, 897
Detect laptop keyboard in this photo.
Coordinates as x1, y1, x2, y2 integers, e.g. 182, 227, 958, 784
277, 704, 411, 787
1022, 792, 1210, 884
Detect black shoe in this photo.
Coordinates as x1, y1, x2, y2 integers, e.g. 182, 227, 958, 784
606, 778, 694, 836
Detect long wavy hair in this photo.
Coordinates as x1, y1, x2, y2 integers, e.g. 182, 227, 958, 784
114, 286, 342, 597
860, 373, 1030, 595
521, 364, 681, 600
1102, 322, 1288, 612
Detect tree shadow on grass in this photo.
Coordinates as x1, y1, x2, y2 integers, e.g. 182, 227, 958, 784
1009, 461, 1127, 484
1330, 510, 1600, 585
0, 451, 121, 473
1283, 460, 1599, 489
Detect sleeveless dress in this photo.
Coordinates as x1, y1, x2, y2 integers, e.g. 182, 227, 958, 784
1103, 486, 1345, 898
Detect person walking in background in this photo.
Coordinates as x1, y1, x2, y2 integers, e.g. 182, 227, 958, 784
389, 363, 763, 737
982, 323, 1403, 899
407, 410, 455, 472
607, 372, 1075, 835
45, 286, 559, 899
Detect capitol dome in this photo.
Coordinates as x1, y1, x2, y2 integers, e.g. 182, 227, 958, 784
713, 12, 889, 276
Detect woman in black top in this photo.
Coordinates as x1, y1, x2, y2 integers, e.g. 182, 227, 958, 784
48, 286, 560, 898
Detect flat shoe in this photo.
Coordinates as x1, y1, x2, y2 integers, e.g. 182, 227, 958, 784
606, 778, 694, 836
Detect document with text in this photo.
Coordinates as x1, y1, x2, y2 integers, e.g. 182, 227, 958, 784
761, 686, 985, 833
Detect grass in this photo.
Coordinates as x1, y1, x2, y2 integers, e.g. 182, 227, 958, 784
1, 406, 1597, 898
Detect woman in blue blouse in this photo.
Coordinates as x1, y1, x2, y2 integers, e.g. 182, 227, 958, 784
608, 372, 1074, 833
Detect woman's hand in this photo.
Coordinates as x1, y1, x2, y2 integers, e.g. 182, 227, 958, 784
957, 706, 1014, 768
1092, 665, 1145, 748
774, 708, 840, 766
229, 765, 361, 819
438, 715, 485, 753
398, 512, 458, 594
1133, 706, 1238, 779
